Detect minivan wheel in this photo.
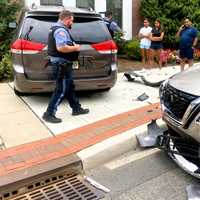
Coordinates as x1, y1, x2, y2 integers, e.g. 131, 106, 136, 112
101, 87, 111, 92
14, 87, 26, 96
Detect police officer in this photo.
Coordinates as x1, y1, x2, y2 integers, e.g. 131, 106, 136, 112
103, 11, 122, 38
43, 10, 89, 123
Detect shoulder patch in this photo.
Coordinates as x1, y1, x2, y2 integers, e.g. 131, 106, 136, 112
58, 31, 66, 36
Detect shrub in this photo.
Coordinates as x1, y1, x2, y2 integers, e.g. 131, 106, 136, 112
113, 32, 127, 55
0, 53, 13, 81
0, 0, 21, 60
124, 39, 141, 60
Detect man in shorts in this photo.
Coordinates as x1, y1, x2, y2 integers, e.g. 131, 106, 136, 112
176, 18, 198, 71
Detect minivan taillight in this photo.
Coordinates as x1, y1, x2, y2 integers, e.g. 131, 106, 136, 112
11, 39, 46, 54
91, 40, 118, 54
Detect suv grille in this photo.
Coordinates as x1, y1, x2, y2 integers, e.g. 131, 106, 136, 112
162, 84, 197, 120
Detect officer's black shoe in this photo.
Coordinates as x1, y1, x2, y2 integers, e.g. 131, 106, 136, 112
42, 112, 62, 123
72, 108, 89, 116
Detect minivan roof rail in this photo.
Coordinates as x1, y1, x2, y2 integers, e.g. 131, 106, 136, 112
29, 3, 65, 10
77, 6, 94, 12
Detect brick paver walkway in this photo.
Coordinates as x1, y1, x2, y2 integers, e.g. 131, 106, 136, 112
0, 103, 161, 177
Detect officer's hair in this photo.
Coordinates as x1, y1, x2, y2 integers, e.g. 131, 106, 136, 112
105, 11, 112, 17
59, 10, 73, 20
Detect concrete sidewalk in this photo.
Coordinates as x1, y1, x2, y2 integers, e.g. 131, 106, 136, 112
0, 84, 52, 148
1, 63, 191, 149
0, 65, 183, 172
20, 73, 160, 135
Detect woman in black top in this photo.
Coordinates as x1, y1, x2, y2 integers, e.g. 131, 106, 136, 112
150, 19, 164, 69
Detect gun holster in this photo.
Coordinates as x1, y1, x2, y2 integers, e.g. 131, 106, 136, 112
58, 63, 72, 78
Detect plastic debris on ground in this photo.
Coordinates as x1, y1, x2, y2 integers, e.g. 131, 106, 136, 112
124, 71, 163, 87
186, 184, 200, 200
85, 176, 112, 200
137, 120, 166, 148
124, 73, 135, 82
136, 93, 149, 101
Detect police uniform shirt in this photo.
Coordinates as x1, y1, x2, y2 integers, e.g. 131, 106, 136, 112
110, 21, 121, 32
50, 21, 73, 63
104, 17, 121, 33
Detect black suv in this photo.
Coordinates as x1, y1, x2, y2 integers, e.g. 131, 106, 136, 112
159, 66, 200, 178
11, 6, 117, 94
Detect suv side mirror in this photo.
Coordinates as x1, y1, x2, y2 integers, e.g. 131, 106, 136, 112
9, 22, 17, 29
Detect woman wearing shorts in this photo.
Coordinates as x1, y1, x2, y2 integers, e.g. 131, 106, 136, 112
138, 19, 152, 69
150, 19, 164, 69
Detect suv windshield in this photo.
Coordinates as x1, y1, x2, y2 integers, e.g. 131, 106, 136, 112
21, 15, 111, 44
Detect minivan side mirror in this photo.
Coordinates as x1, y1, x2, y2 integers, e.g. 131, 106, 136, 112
8, 22, 17, 29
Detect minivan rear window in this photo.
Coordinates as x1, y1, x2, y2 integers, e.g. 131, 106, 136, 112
21, 16, 111, 44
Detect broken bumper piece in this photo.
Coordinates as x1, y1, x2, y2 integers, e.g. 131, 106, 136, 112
137, 120, 165, 148
157, 131, 200, 179
186, 184, 200, 200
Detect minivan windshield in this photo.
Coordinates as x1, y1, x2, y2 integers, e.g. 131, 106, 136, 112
21, 16, 111, 44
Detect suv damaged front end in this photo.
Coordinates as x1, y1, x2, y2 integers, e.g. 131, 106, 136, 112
158, 66, 200, 178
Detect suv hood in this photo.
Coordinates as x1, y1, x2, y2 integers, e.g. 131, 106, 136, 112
169, 65, 200, 96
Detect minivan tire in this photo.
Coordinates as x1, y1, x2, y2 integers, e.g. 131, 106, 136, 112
14, 87, 27, 96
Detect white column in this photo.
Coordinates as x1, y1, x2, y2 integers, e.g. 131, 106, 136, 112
122, 0, 132, 40
62, 0, 76, 7
94, 0, 106, 14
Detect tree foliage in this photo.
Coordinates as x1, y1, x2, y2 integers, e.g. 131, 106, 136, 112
0, 0, 21, 60
140, 0, 200, 48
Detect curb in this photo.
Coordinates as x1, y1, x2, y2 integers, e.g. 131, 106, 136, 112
77, 119, 166, 170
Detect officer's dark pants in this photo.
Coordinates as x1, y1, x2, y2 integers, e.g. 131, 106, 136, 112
46, 62, 81, 116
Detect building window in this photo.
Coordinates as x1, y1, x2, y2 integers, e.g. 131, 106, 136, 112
76, 0, 94, 9
40, 0, 62, 6
106, 0, 122, 28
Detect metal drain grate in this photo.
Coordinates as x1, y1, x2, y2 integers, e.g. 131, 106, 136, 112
0, 153, 108, 200
11, 174, 105, 200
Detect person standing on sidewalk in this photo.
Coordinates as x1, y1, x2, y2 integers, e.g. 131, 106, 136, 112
176, 18, 198, 71
103, 11, 122, 38
149, 19, 164, 69
138, 19, 152, 70
43, 10, 89, 123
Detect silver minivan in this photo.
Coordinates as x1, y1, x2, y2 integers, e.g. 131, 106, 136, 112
11, 6, 117, 94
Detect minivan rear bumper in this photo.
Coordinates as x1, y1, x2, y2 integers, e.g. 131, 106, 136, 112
14, 70, 117, 93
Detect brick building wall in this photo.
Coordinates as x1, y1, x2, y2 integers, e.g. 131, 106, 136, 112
132, 0, 142, 37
